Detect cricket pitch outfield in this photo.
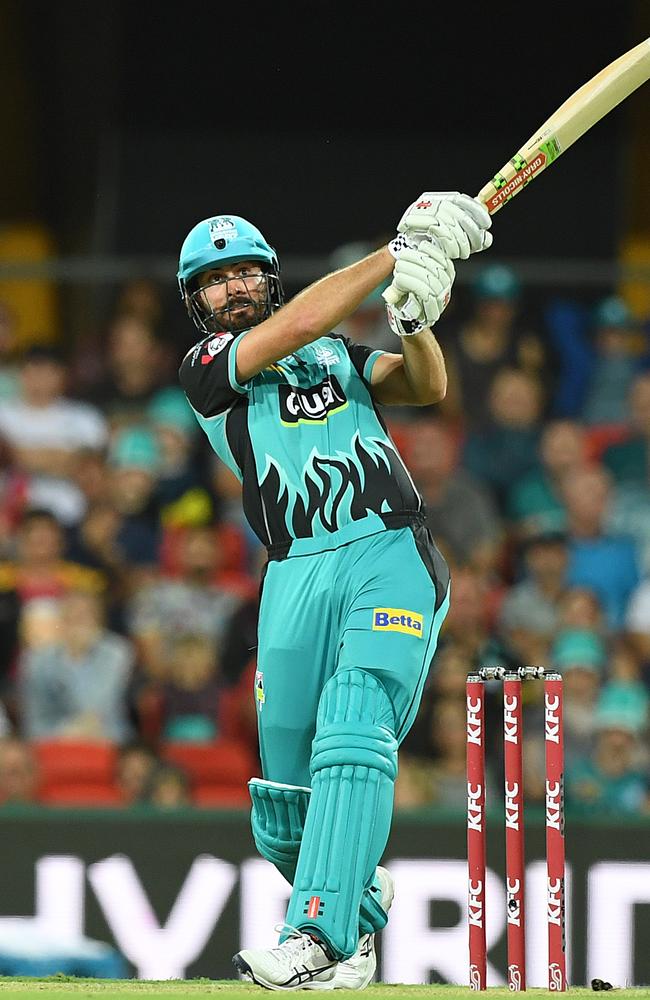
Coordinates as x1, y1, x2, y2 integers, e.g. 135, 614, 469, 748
0, 980, 648, 1000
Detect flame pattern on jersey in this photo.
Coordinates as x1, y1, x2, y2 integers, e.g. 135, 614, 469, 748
259, 433, 410, 538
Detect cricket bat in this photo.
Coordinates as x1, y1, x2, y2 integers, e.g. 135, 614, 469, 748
385, 36, 650, 304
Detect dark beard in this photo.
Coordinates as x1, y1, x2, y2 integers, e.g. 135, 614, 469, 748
219, 298, 263, 332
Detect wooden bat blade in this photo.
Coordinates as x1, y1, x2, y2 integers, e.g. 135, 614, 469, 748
382, 37, 650, 308
478, 37, 650, 214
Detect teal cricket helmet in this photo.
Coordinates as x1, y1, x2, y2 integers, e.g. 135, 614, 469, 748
177, 214, 284, 336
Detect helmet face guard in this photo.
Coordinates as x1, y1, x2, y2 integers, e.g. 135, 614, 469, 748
186, 268, 283, 336
177, 215, 284, 336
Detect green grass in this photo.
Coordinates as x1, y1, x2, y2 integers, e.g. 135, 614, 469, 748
0, 980, 647, 1000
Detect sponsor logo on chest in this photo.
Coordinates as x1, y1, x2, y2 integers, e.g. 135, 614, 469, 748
279, 374, 348, 425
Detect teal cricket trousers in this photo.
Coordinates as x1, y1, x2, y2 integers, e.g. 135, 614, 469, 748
255, 521, 450, 786
252, 519, 450, 958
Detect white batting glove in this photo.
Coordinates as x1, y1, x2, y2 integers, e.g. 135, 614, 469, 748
383, 241, 455, 337
397, 192, 493, 259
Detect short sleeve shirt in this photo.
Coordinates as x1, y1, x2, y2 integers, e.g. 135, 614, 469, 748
179, 331, 422, 556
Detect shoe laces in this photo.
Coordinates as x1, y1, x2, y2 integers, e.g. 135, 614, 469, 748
273, 924, 322, 958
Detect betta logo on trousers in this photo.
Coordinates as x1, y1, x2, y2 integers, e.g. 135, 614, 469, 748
372, 608, 423, 637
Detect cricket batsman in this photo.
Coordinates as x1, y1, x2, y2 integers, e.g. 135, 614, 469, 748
177, 193, 492, 990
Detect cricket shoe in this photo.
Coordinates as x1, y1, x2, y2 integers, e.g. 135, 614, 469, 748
233, 926, 336, 991
304, 866, 395, 990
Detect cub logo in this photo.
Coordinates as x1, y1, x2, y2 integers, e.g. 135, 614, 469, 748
279, 375, 348, 425
372, 608, 424, 638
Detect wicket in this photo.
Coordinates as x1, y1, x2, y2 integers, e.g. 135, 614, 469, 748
466, 666, 566, 992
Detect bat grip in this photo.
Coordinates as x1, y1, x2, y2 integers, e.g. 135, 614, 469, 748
383, 284, 401, 307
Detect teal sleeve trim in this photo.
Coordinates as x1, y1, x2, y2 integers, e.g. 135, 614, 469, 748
229, 331, 256, 394
363, 350, 386, 384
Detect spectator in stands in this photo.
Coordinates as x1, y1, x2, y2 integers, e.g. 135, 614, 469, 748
114, 279, 164, 330
602, 371, 650, 487
66, 503, 130, 633
159, 633, 222, 742
607, 483, 650, 579
143, 761, 192, 808
461, 366, 544, 514
580, 296, 644, 427
424, 641, 469, 704
405, 417, 503, 574
551, 628, 607, 767
114, 740, 158, 805
522, 626, 610, 807
8, 508, 106, 601
439, 263, 549, 430
565, 702, 649, 816
560, 464, 641, 629
497, 529, 569, 666
545, 293, 645, 425
127, 523, 241, 700
596, 637, 649, 735
0, 737, 38, 804
147, 386, 216, 526
507, 419, 587, 537
0, 346, 108, 526
0, 509, 106, 691
557, 586, 606, 635
18, 589, 135, 742
18, 597, 61, 652
71, 449, 112, 510
107, 426, 162, 574
438, 566, 507, 669
91, 313, 173, 433
396, 694, 500, 809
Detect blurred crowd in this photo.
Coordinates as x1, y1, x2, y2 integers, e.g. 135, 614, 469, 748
0, 257, 648, 817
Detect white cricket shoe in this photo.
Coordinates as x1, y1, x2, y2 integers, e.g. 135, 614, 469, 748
233, 927, 336, 991
304, 866, 395, 990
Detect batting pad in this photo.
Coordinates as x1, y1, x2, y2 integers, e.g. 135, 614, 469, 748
283, 668, 398, 959
250, 777, 391, 937
249, 778, 311, 884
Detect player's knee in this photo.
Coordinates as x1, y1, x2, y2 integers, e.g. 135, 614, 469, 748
311, 668, 398, 780
249, 778, 311, 865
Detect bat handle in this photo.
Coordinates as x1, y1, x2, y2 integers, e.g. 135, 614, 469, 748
383, 284, 401, 307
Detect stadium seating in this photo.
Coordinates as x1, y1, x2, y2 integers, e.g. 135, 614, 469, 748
33, 740, 121, 806
160, 738, 256, 807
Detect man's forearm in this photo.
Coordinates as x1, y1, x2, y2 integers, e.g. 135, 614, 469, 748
400, 329, 448, 404
285, 247, 394, 344
235, 247, 395, 380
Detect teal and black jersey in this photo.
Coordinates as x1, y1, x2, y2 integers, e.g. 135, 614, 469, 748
179, 330, 423, 557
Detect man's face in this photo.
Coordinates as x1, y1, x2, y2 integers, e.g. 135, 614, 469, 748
195, 260, 267, 332
541, 421, 585, 474
19, 518, 63, 564
21, 360, 65, 404
526, 540, 568, 579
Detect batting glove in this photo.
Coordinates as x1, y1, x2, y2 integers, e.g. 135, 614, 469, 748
397, 192, 493, 259
384, 241, 455, 337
